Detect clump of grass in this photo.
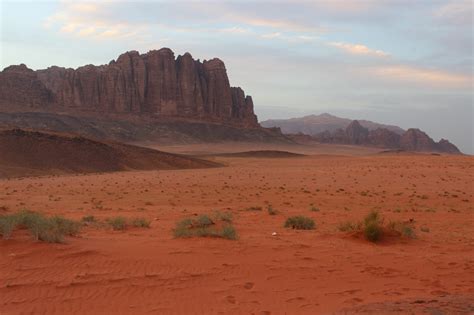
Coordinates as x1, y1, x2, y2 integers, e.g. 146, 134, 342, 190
107, 216, 127, 231
338, 211, 417, 243
0, 215, 18, 240
267, 205, 278, 215
364, 220, 382, 242
309, 204, 320, 212
131, 218, 151, 228
284, 216, 315, 230
174, 212, 237, 240
1, 210, 81, 243
363, 210, 382, 242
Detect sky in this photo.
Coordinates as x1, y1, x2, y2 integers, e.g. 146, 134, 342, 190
1, 0, 473, 153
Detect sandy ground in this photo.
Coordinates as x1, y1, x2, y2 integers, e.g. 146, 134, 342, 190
1, 145, 473, 314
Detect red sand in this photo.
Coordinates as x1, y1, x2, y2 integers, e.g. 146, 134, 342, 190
1, 146, 473, 314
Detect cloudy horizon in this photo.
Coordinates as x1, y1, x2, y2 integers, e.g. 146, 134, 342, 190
1, 0, 473, 153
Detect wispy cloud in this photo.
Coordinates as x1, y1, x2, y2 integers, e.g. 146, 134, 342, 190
371, 65, 471, 87
219, 26, 251, 34
261, 32, 282, 39
433, 0, 473, 25
329, 42, 389, 57
43, 2, 148, 40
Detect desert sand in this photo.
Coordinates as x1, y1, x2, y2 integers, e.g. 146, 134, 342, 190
1, 143, 473, 314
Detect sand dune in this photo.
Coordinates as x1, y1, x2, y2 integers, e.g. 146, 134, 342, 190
0, 129, 220, 178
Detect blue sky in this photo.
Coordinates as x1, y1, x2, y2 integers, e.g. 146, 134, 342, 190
1, 0, 473, 153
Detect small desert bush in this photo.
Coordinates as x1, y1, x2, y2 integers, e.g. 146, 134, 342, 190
174, 212, 237, 240
0, 210, 80, 243
131, 217, 151, 228
107, 216, 127, 231
338, 211, 416, 243
0, 215, 18, 240
284, 216, 315, 230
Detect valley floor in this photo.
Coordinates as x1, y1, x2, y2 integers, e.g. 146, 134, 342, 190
1, 145, 473, 314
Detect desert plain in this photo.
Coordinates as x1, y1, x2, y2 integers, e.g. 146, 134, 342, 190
1, 143, 473, 314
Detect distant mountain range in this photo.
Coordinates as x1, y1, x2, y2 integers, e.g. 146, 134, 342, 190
260, 113, 405, 135
262, 113, 460, 154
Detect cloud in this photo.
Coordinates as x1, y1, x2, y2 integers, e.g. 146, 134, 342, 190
433, 0, 473, 25
329, 42, 389, 57
261, 32, 281, 39
43, 2, 148, 40
371, 65, 471, 87
219, 26, 251, 34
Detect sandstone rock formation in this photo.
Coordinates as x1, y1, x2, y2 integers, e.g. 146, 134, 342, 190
0, 48, 258, 128
312, 120, 460, 154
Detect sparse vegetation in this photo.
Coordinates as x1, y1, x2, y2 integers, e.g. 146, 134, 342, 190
0, 215, 17, 240
107, 216, 127, 231
131, 218, 151, 228
0, 210, 80, 243
309, 204, 320, 212
284, 216, 315, 230
174, 212, 237, 240
338, 210, 416, 243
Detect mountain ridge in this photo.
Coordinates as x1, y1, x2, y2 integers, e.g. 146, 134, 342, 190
261, 113, 405, 135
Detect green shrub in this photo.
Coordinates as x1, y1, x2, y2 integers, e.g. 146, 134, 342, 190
195, 215, 213, 228
50, 216, 81, 236
284, 216, 315, 230
4, 210, 81, 243
131, 217, 151, 228
107, 217, 127, 231
0, 215, 18, 240
364, 210, 381, 225
221, 225, 237, 240
174, 213, 237, 240
364, 221, 382, 242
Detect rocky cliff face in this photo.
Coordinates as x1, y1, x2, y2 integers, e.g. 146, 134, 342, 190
313, 121, 460, 154
0, 48, 258, 128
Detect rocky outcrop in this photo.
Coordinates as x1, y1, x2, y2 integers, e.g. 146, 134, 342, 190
399, 129, 437, 151
436, 139, 461, 154
0, 64, 54, 109
345, 120, 369, 145
312, 121, 461, 154
0, 48, 258, 127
